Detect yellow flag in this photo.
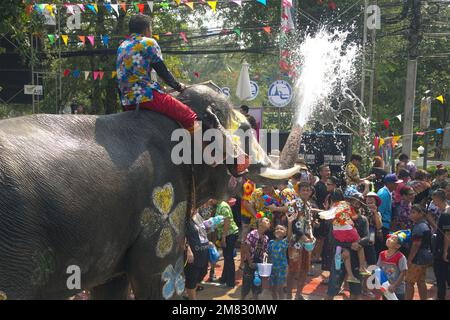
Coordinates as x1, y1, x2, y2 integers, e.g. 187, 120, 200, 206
436, 95, 444, 104
112, 71, 117, 79
393, 135, 401, 145
45, 4, 54, 16
207, 1, 217, 12
175, 0, 181, 5
94, 4, 99, 13
153, 34, 160, 41
61, 35, 69, 46
379, 138, 385, 146
185, 2, 194, 10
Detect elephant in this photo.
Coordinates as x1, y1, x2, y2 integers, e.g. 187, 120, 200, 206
0, 82, 301, 299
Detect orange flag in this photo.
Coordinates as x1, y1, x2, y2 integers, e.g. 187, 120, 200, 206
263, 26, 271, 34
120, 2, 127, 12
78, 35, 86, 46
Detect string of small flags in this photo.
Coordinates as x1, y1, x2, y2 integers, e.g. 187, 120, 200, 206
28, 0, 266, 18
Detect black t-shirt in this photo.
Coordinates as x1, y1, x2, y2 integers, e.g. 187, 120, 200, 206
411, 220, 433, 265
246, 114, 257, 130
435, 212, 450, 259
314, 180, 328, 210
369, 167, 387, 192
186, 214, 209, 267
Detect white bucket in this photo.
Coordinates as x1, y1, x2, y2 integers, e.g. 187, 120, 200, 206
257, 263, 273, 277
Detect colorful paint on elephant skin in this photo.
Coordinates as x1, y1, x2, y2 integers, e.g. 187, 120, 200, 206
0, 291, 7, 300
161, 257, 185, 300
152, 183, 174, 215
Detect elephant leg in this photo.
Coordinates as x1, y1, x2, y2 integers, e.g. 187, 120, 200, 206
90, 274, 130, 300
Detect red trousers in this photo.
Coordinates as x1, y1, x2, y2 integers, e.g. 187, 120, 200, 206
124, 90, 197, 131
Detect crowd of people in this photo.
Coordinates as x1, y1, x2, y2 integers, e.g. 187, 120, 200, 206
184, 154, 450, 300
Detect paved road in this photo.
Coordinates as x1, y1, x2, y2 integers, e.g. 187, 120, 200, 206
197, 251, 447, 300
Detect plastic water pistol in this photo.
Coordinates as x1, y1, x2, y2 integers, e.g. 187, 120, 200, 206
202, 216, 224, 232
375, 267, 398, 300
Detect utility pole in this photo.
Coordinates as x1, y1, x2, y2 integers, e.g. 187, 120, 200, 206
402, 0, 422, 157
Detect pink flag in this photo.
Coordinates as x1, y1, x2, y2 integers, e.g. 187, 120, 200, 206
180, 32, 188, 43
77, 4, 85, 12
282, 0, 293, 7
99, 71, 105, 80
93, 71, 99, 80
87, 35, 95, 46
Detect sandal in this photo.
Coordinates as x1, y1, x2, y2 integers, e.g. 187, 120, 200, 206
346, 277, 360, 284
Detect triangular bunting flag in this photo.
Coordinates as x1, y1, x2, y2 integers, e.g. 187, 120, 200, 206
87, 36, 95, 47
263, 26, 271, 34
233, 28, 241, 37
165, 32, 173, 35
63, 69, 71, 77
328, 0, 337, 10
120, 2, 127, 12
231, 0, 242, 6
194, 72, 200, 78
160, 1, 170, 10
102, 35, 110, 46
207, 1, 217, 12
104, 3, 112, 13
393, 135, 401, 144
87, 4, 98, 14
436, 95, 444, 104
180, 32, 188, 43
78, 35, 86, 46
396, 114, 402, 122
147, 1, 154, 12
153, 34, 160, 41
84, 71, 91, 80
112, 71, 117, 79
73, 70, 81, 78
185, 2, 195, 10
26, 4, 33, 15
77, 4, 85, 12
93, 71, 99, 81
66, 4, 75, 15
256, 0, 267, 5
175, 0, 181, 5
282, 0, 293, 7
383, 119, 389, 130
111, 4, 120, 16
45, 4, 54, 17
61, 35, 69, 46
48, 34, 56, 45
99, 71, 105, 80
138, 3, 145, 13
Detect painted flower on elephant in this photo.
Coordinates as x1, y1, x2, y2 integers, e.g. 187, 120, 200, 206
139, 183, 187, 258
161, 257, 185, 300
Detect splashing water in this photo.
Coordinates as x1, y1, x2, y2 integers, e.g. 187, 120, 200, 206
292, 27, 360, 127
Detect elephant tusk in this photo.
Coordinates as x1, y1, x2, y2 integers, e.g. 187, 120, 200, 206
259, 165, 301, 180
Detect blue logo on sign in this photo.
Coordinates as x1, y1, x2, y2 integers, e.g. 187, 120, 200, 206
246, 81, 259, 101
268, 80, 292, 107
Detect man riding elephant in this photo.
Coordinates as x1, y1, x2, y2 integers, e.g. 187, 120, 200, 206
117, 14, 248, 176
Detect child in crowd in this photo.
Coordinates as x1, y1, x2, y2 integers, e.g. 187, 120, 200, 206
241, 217, 270, 300
286, 182, 315, 300
376, 233, 408, 300
320, 187, 371, 283
405, 205, 433, 300
267, 221, 292, 300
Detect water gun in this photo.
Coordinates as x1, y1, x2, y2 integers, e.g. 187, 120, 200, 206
389, 229, 411, 244
253, 271, 262, 286
203, 216, 224, 232
255, 211, 273, 221
263, 194, 279, 207
374, 267, 398, 300
335, 246, 342, 270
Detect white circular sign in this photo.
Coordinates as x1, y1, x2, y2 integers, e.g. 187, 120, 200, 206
246, 81, 259, 101
221, 87, 231, 99
268, 80, 293, 107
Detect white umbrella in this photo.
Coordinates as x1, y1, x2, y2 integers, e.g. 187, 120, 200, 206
236, 60, 252, 101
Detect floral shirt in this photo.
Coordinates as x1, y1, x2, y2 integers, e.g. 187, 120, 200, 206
290, 199, 313, 248
393, 200, 413, 230
268, 238, 288, 270
244, 229, 268, 263
345, 162, 360, 186
116, 34, 163, 106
